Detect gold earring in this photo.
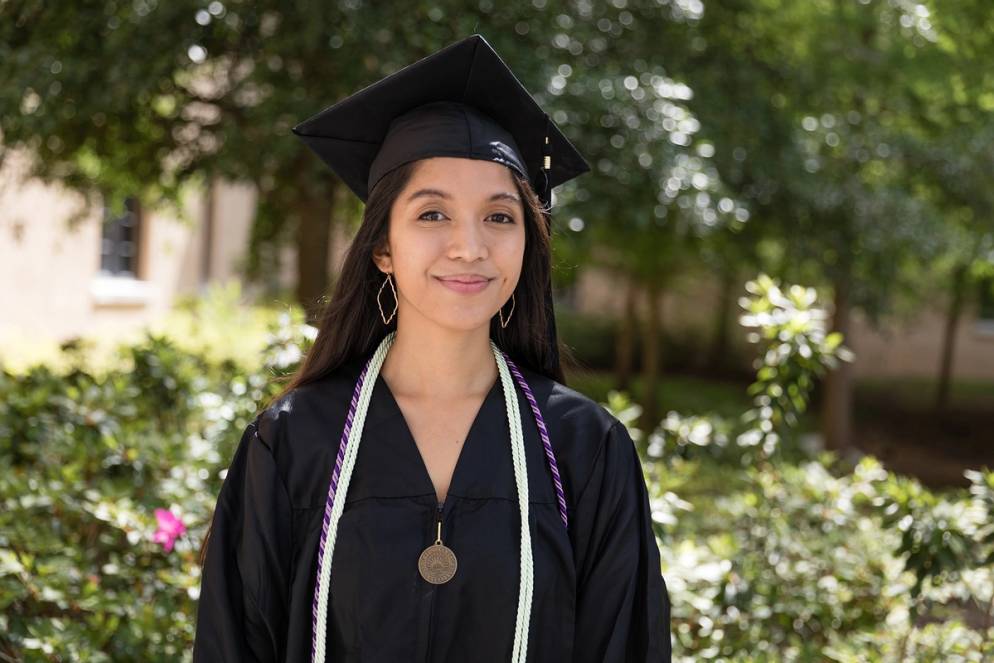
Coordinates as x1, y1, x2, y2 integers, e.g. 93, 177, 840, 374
498, 292, 515, 328
378, 273, 398, 324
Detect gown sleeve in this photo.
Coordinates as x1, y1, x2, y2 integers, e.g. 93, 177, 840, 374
571, 420, 672, 662
193, 418, 293, 662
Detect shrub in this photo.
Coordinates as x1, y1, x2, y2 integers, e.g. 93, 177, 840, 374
0, 311, 313, 661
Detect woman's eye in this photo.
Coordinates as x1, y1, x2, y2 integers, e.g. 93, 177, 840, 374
489, 213, 515, 224
418, 210, 446, 222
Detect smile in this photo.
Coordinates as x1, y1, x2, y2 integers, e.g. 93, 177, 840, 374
434, 276, 493, 294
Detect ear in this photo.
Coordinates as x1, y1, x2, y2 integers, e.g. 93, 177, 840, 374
371, 241, 393, 274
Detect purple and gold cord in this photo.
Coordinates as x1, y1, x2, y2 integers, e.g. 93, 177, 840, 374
501, 351, 568, 531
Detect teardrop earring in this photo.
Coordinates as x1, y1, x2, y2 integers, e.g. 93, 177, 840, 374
377, 273, 398, 324
498, 292, 516, 328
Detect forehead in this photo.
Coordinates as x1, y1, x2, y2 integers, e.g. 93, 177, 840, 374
406, 156, 518, 190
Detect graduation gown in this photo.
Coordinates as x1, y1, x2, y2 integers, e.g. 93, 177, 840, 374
193, 355, 671, 662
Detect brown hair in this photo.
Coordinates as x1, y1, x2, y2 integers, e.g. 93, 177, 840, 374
198, 159, 574, 567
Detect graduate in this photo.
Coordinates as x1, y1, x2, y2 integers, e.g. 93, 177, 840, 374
193, 34, 672, 662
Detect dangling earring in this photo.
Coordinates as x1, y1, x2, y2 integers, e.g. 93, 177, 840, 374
378, 273, 398, 324
498, 292, 516, 328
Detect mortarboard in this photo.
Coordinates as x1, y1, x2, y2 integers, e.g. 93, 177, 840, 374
291, 33, 590, 379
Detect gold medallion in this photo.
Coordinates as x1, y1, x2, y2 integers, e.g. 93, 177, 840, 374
419, 515, 457, 584
418, 542, 458, 584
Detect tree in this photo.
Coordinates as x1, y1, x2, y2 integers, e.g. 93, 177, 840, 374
0, 3, 553, 318
649, 0, 986, 450
533, 2, 747, 428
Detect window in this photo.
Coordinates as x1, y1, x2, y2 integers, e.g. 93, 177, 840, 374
100, 195, 140, 277
92, 194, 150, 306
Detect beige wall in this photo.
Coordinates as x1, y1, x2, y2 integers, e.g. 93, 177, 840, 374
574, 265, 994, 381
847, 306, 994, 380
0, 147, 365, 366
0, 148, 258, 357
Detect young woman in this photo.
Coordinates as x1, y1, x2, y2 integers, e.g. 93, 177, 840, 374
193, 34, 671, 663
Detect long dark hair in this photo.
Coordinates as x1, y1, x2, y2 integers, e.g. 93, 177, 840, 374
198, 159, 575, 567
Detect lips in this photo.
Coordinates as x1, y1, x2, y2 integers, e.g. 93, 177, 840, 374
439, 277, 489, 284
436, 276, 492, 284
434, 276, 493, 293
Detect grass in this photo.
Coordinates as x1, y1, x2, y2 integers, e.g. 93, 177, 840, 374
854, 375, 994, 411
568, 369, 755, 422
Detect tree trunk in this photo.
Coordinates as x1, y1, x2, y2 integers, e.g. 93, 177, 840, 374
199, 176, 216, 287
294, 178, 338, 324
708, 264, 737, 374
821, 271, 853, 451
640, 278, 662, 431
615, 274, 639, 391
935, 261, 969, 414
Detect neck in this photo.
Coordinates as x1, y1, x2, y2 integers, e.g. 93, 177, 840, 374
379, 318, 498, 401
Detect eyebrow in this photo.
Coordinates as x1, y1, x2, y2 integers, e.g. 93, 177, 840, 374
405, 188, 521, 204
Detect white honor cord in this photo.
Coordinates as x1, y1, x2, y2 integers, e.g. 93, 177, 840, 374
495, 338, 533, 663
311, 331, 390, 662
311, 331, 534, 663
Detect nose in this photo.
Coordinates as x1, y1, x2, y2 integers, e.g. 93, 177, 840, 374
446, 217, 489, 261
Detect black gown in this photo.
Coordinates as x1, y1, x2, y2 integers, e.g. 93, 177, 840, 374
193, 354, 671, 662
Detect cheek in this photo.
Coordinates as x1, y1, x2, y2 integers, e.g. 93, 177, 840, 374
497, 232, 526, 282
390, 237, 441, 291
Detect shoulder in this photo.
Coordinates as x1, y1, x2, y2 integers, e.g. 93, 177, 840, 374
512, 362, 629, 496
245, 357, 375, 507
253, 356, 368, 458
513, 362, 620, 439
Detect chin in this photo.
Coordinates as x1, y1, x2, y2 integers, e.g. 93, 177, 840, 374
431, 314, 495, 334
405, 298, 499, 333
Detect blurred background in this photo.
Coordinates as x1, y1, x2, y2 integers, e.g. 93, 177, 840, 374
1, 1, 992, 661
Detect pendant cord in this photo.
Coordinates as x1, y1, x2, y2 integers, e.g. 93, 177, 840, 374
310, 331, 566, 662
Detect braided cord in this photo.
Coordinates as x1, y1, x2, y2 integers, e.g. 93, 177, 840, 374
502, 353, 568, 530
494, 340, 533, 663
311, 332, 395, 662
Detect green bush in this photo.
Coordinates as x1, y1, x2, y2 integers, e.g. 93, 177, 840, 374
556, 307, 619, 369
556, 307, 740, 373
606, 274, 994, 661
0, 310, 314, 661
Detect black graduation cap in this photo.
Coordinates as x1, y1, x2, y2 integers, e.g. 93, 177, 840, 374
290, 33, 589, 205
291, 33, 590, 380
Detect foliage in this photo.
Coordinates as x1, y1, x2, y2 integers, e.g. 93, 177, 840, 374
0, 312, 314, 661
736, 273, 854, 457
605, 274, 994, 661
558, 308, 744, 374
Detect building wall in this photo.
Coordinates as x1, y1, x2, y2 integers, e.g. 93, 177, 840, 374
0, 148, 253, 354
847, 306, 994, 380
574, 265, 994, 381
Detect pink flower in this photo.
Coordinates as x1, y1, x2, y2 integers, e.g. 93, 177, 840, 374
152, 508, 187, 552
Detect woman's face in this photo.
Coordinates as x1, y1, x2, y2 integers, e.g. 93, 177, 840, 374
374, 156, 526, 333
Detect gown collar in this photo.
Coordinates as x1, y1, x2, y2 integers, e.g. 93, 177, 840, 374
365, 372, 503, 506
333, 357, 557, 507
